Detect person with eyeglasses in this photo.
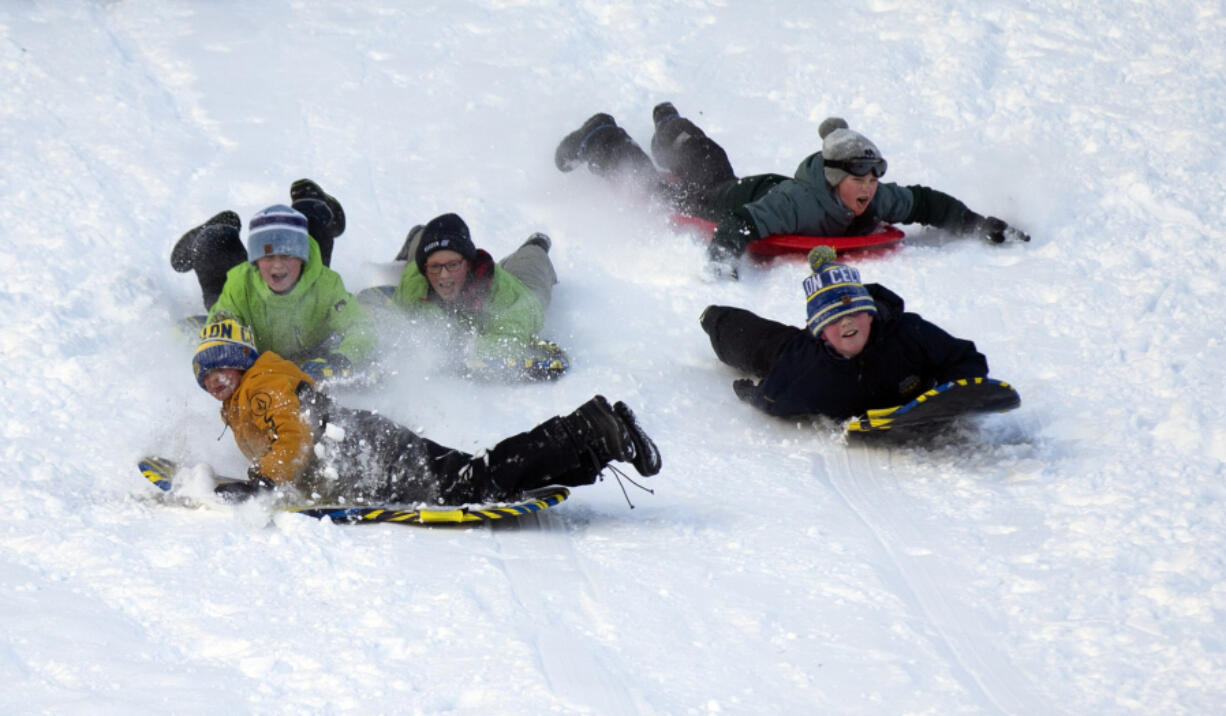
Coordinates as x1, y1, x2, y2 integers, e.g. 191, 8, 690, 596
385, 212, 567, 381
555, 106, 1030, 279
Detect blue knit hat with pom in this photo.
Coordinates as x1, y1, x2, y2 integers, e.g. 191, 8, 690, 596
803, 246, 878, 337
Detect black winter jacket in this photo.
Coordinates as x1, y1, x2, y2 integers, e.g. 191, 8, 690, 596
747, 284, 988, 419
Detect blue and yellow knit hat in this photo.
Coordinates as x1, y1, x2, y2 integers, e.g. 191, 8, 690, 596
192, 316, 259, 389
803, 246, 878, 337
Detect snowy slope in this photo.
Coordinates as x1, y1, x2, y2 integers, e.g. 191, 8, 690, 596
3, 1, 1226, 713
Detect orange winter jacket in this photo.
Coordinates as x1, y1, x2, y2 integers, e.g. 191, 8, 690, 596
220, 352, 317, 484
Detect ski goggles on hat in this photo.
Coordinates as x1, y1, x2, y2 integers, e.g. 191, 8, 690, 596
823, 156, 888, 178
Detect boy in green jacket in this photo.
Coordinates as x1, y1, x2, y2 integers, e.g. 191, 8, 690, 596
208, 204, 375, 381
171, 179, 346, 308
387, 212, 565, 381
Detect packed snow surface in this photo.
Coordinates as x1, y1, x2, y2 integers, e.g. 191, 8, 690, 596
3, 1, 1225, 713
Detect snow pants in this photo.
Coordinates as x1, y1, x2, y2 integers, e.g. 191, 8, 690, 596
572, 113, 792, 221
574, 115, 734, 216
498, 242, 557, 312
299, 393, 598, 505
700, 305, 802, 378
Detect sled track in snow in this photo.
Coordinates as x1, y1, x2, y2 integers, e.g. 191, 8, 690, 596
489, 510, 649, 713
819, 444, 1055, 715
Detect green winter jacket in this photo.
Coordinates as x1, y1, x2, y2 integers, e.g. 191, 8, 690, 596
740, 151, 974, 238
208, 238, 375, 365
392, 250, 544, 363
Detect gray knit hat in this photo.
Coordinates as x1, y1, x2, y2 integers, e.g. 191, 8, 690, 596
819, 117, 887, 186
247, 204, 310, 263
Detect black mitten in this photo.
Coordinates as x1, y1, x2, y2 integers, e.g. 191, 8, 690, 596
708, 212, 760, 262
961, 212, 1031, 243
214, 470, 276, 503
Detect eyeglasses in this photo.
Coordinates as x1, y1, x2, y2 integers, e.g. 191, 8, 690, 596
823, 156, 888, 178
425, 258, 466, 277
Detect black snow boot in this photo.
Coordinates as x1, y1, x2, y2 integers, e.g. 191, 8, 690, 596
652, 101, 679, 127
290, 178, 346, 237
555, 113, 619, 172
612, 400, 662, 476
171, 210, 241, 273
563, 395, 662, 477
395, 224, 424, 262
522, 232, 551, 253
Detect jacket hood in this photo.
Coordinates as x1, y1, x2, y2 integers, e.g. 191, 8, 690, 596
866, 282, 904, 323
795, 151, 833, 189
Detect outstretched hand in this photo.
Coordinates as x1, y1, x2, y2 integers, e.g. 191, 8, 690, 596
978, 216, 1031, 243
702, 259, 740, 282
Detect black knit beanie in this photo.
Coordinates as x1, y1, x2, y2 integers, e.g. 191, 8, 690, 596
415, 213, 477, 273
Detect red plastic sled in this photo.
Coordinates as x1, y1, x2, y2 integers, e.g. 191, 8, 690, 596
670, 213, 904, 257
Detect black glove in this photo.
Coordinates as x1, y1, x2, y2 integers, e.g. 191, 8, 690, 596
702, 258, 739, 282
963, 213, 1030, 243
214, 469, 276, 504
708, 212, 759, 263
732, 378, 758, 402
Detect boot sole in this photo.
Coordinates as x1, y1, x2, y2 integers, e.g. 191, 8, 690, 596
171, 210, 240, 272
613, 401, 662, 476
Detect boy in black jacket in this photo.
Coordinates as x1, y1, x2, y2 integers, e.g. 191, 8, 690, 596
700, 246, 989, 419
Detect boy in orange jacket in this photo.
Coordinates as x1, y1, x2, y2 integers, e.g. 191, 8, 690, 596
192, 318, 661, 505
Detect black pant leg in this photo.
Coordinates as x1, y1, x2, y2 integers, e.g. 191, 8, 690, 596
650, 117, 736, 188
701, 305, 802, 378
580, 125, 658, 181
292, 198, 337, 267
193, 226, 248, 310
319, 405, 596, 505
439, 418, 596, 502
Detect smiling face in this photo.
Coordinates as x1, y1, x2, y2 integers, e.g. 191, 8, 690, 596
202, 368, 244, 401
255, 255, 305, 294
424, 249, 470, 303
820, 312, 874, 358
835, 174, 879, 217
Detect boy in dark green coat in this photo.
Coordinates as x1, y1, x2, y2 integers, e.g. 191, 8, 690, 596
555, 105, 1030, 278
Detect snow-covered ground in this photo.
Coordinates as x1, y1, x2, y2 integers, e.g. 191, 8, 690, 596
3, 1, 1225, 713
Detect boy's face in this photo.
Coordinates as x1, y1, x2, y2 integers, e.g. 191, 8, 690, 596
836, 174, 879, 217
203, 368, 244, 401
424, 249, 469, 303
255, 255, 305, 294
821, 312, 873, 358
